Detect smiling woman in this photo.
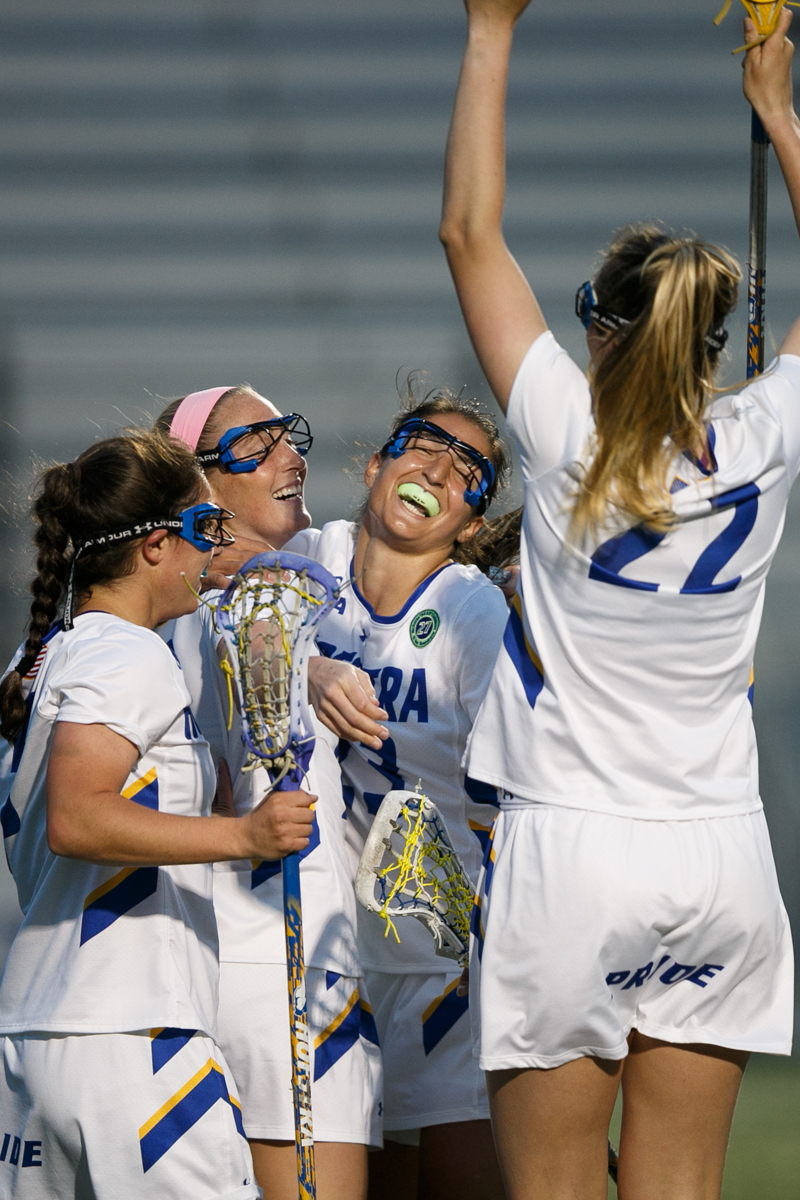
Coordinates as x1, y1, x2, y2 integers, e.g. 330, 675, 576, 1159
286, 387, 514, 1200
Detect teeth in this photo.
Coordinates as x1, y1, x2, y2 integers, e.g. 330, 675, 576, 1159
273, 484, 302, 500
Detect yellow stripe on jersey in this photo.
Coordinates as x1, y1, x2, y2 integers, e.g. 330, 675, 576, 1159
139, 1057, 223, 1139
83, 866, 139, 911
122, 766, 157, 802
314, 988, 359, 1050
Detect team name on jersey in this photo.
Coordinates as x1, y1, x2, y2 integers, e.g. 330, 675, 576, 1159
318, 640, 428, 724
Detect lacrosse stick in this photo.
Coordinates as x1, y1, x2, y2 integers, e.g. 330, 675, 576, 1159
355, 789, 474, 965
356, 788, 620, 1181
714, 2, 796, 374
216, 552, 339, 1200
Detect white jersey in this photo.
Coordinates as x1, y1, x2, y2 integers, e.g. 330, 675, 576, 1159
162, 600, 360, 977
467, 332, 800, 819
288, 520, 509, 973
0, 612, 218, 1035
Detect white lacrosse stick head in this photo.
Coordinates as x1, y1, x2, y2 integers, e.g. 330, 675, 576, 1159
355, 789, 474, 965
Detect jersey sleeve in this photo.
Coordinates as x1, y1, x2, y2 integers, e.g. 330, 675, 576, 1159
754, 354, 800, 482
52, 631, 186, 755
506, 331, 594, 481
449, 584, 509, 726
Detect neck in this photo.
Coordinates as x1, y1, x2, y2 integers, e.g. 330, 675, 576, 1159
74, 580, 158, 629
352, 526, 452, 617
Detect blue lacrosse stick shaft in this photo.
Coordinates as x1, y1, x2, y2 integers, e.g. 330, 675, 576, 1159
748, 107, 770, 378
277, 770, 316, 1200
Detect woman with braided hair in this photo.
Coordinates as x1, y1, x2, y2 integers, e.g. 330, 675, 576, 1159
439, 4, 800, 1198
0, 429, 314, 1200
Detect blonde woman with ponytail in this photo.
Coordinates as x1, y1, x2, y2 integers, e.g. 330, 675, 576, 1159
439, 5, 800, 1199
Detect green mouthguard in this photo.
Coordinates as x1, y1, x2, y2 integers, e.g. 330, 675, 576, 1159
397, 482, 440, 517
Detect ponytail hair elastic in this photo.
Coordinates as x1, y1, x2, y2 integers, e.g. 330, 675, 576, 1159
170, 387, 235, 452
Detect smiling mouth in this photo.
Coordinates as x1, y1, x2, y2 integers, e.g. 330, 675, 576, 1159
397, 482, 440, 518
273, 483, 303, 501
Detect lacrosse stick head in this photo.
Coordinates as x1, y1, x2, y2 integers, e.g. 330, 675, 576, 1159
215, 551, 339, 785
714, 0, 800, 50
355, 789, 474, 965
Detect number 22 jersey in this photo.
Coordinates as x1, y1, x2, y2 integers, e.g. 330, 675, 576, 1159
467, 332, 800, 819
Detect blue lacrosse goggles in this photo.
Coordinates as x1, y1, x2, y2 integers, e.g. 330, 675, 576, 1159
196, 414, 313, 474
382, 418, 495, 508
575, 279, 729, 352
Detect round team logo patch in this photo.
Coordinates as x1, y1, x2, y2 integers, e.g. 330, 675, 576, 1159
410, 609, 440, 648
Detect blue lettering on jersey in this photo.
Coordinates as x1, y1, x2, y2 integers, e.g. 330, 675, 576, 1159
399, 669, 428, 723
363, 737, 405, 815
606, 956, 726, 990
378, 667, 403, 720
590, 482, 760, 594
317, 640, 363, 670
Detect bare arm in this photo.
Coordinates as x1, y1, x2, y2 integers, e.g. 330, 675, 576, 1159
46, 722, 315, 866
743, 10, 800, 356
440, 0, 546, 412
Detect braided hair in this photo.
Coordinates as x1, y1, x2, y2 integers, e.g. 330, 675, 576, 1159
0, 430, 204, 742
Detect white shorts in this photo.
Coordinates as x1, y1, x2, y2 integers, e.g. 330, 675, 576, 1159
0, 1030, 259, 1200
217, 963, 382, 1146
367, 969, 490, 1131
473, 805, 794, 1071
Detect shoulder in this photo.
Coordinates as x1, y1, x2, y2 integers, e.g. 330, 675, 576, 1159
432, 564, 508, 628
55, 616, 184, 695
506, 332, 593, 479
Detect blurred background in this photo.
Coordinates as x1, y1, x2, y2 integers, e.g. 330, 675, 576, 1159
0, 1, 797, 1192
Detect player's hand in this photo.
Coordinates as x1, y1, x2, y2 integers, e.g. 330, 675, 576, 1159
743, 9, 795, 124
463, 0, 533, 26
308, 656, 388, 750
239, 787, 317, 860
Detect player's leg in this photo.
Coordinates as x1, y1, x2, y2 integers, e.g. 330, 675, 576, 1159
418, 1118, 503, 1200
615, 1034, 747, 1200
486, 1058, 622, 1200
218, 963, 379, 1200
367, 1138, 419, 1200
251, 1140, 367, 1200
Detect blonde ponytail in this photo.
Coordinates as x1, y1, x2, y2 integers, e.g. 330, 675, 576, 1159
572, 225, 741, 535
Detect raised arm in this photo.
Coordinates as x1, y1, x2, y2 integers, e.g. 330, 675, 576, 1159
440, 0, 545, 412
743, 9, 800, 356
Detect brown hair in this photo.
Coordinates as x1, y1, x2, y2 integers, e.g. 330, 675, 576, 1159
155, 387, 260, 461
0, 430, 205, 742
573, 223, 741, 534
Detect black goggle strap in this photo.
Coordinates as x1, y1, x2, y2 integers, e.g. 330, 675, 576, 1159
62, 543, 86, 632
576, 281, 728, 353
61, 512, 231, 630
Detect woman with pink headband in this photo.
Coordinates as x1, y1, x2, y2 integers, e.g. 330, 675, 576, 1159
157, 385, 383, 1200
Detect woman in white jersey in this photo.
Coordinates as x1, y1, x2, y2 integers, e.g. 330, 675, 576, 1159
439, 6, 799, 1198
154, 387, 382, 1200
0, 429, 315, 1200
289, 387, 513, 1200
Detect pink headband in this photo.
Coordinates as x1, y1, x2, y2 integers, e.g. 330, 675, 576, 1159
169, 387, 234, 452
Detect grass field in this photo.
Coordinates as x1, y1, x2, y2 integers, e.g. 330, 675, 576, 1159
607, 1055, 800, 1199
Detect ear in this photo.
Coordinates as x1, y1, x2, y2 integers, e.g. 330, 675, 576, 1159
364, 452, 384, 490
455, 513, 485, 545
141, 528, 171, 565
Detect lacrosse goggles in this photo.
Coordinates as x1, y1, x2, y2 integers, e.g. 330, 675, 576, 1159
196, 413, 313, 474
382, 418, 495, 508
575, 280, 729, 353
62, 502, 234, 629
